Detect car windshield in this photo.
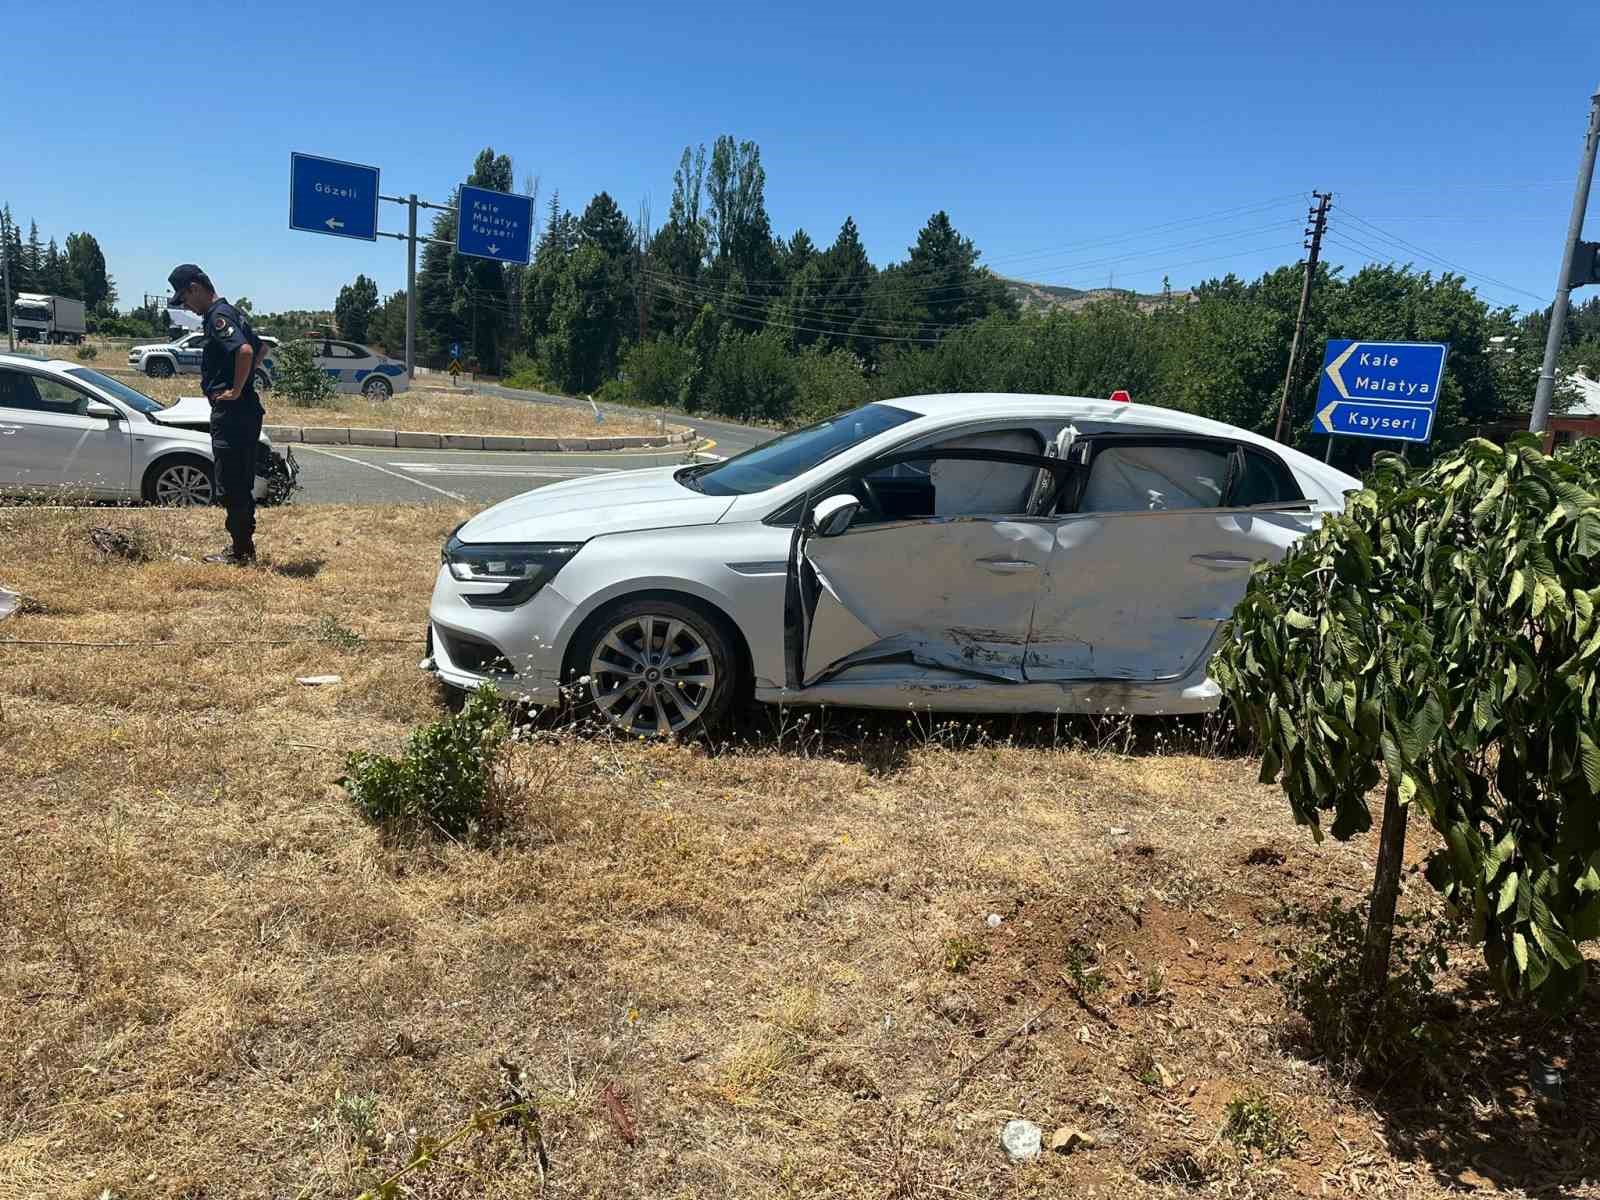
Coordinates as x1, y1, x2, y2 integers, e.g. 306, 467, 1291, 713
66, 367, 165, 415
680, 403, 919, 497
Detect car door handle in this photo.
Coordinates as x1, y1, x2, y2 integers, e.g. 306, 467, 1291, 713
976, 558, 1039, 573
1190, 553, 1254, 569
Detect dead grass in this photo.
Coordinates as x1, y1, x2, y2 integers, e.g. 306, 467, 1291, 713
94, 367, 667, 438
2, 505, 1598, 1199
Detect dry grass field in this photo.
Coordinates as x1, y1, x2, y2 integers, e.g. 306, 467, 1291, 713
2, 505, 1596, 1199
81, 361, 665, 438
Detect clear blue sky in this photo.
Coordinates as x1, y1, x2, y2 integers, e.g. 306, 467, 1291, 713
6, 0, 1597, 316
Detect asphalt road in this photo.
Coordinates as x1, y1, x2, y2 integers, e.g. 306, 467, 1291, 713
468, 381, 776, 457
288, 382, 776, 507
292, 443, 704, 506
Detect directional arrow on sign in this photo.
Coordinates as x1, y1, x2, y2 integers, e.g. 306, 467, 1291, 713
1317, 401, 1340, 431
486, 243, 499, 254
325, 217, 344, 231
1322, 341, 1359, 400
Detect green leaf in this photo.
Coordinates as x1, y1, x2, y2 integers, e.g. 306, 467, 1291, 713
1580, 732, 1600, 793
1497, 871, 1519, 915
1284, 609, 1315, 630
1483, 831, 1515, 882
1512, 930, 1529, 974
1506, 568, 1526, 607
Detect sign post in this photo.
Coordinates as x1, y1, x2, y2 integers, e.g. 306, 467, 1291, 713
455, 185, 534, 264
1314, 339, 1447, 447
289, 153, 380, 241
288, 154, 534, 380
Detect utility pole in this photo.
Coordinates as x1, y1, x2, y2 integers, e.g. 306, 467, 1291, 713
1530, 84, 1600, 434
379, 193, 455, 380
0, 215, 12, 353
405, 194, 417, 380
1273, 191, 1333, 444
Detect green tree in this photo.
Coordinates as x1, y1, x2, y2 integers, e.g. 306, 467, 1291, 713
22, 221, 44, 292
371, 290, 407, 356
271, 337, 337, 407
816, 217, 876, 358
40, 239, 65, 295
334, 273, 380, 343
1214, 439, 1600, 1008
706, 135, 774, 287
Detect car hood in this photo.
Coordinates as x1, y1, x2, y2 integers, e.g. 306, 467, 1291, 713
148, 396, 213, 428
146, 397, 273, 446
130, 342, 176, 353
459, 466, 735, 542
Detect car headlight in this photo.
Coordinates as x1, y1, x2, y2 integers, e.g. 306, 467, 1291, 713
442, 535, 582, 608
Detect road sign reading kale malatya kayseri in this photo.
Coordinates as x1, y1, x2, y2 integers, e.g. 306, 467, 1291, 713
289, 152, 380, 241
456, 184, 533, 264
1314, 339, 1448, 443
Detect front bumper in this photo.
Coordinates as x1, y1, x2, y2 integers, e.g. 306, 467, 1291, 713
257, 444, 299, 505
421, 563, 576, 705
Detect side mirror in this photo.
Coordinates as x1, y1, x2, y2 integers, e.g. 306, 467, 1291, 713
85, 400, 121, 420
811, 493, 861, 537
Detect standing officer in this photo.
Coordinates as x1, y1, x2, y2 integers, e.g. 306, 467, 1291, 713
168, 264, 263, 565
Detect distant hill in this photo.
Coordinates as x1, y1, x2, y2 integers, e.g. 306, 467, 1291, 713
1002, 277, 1185, 314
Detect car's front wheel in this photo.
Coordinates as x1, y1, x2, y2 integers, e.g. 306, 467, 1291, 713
144, 457, 213, 507
146, 358, 175, 378
363, 375, 393, 400
571, 598, 739, 738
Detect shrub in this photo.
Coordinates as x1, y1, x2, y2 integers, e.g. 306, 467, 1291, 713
502, 353, 547, 392
792, 344, 870, 425
271, 338, 337, 407
1221, 1090, 1299, 1158
339, 684, 509, 841
1214, 438, 1600, 1008
75, 343, 97, 361
620, 336, 692, 411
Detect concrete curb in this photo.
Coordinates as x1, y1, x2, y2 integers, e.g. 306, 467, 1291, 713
263, 425, 696, 452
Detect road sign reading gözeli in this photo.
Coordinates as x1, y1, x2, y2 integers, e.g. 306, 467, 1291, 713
1314, 339, 1448, 444
456, 184, 533, 264
289, 153, 380, 242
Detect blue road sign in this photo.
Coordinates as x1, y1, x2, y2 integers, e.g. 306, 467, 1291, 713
450, 341, 460, 359
1314, 339, 1447, 444
289, 153, 380, 242
456, 184, 533, 264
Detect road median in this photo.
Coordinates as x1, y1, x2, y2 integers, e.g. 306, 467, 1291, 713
264, 424, 697, 452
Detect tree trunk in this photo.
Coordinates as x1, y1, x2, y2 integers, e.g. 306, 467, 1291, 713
1361, 784, 1410, 995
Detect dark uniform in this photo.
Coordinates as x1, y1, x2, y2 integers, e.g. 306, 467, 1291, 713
200, 298, 265, 558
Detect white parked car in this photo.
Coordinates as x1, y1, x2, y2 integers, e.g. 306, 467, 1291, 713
0, 354, 296, 506
426, 394, 1360, 736
129, 332, 278, 389
259, 338, 409, 400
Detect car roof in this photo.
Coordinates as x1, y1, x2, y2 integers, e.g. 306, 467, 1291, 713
0, 352, 80, 375
880, 392, 1362, 498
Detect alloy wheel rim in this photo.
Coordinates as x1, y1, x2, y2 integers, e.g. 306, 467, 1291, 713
366, 380, 390, 399
156, 464, 212, 506
587, 614, 715, 736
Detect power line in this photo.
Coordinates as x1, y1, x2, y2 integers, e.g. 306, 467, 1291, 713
1320, 230, 1548, 311
1334, 208, 1549, 304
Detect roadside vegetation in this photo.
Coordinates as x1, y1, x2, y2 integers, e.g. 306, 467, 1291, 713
4, 503, 1596, 1198
93, 362, 667, 438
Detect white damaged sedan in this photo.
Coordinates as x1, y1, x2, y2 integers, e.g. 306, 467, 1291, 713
425, 394, 1360, 736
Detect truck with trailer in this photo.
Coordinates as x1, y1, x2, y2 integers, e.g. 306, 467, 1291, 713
11, 293, 87, 344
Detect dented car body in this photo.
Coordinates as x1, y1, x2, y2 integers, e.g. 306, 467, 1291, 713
427, 394, 1360, 732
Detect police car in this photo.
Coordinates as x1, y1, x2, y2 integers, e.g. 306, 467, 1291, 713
129, 331, 279, 389
259, 338, 409, 400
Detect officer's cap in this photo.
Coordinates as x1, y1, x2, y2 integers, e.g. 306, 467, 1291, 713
167, 264, 211, 306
